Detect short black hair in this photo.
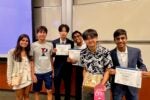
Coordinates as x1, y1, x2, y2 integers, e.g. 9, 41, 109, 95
82, 29, 98, 40
36, 26, 48, 34
113, 29, 127, 39
58, 24, 70, 33
72, 30, 82, 39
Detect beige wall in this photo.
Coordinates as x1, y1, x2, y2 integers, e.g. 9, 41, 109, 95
33, 0, 61, 40
33, 0, 150, 69
72, 0, 150, 69
73, 0, 150, 41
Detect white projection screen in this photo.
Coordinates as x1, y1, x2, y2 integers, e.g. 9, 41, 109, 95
0, 0, 32, 57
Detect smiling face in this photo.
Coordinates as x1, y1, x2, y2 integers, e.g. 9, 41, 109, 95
37, 31, 47, 42
114, 34, 127, 50
19, 37, 29, 48
82, 29, 98, 51
59, 27, 68, 40
72, 32, 83, 45
85, 36, 97, 49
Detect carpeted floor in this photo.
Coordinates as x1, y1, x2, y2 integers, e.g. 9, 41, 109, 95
0, 90, 75, 100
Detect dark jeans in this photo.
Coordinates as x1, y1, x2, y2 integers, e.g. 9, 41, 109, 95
54, 64, 72, 100
113, 93, 138, 100
74, 66, 83, 100
112, 86, 138, 100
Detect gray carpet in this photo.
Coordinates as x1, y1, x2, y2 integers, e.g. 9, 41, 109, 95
0, 90, 75, 100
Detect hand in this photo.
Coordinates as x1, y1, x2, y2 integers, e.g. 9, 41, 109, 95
142, 71, 150, 77
109, 68, 116, 75
67, 57, 72, 63
8, 83, 12, 87
53, 48, 57, 53
32, 74, 37, 83
52, 70, 54, 78
71, 59, 78, 64
96, 83, 106, 91
67, 57, 77, 64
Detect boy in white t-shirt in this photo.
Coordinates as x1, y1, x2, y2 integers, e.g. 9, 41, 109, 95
67, 30, 86, 100
30, 26, 53, 100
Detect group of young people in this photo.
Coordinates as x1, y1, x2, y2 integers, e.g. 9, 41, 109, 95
7, 24, 150, 100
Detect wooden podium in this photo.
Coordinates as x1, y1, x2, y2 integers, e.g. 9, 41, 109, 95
0, 63, 150, 99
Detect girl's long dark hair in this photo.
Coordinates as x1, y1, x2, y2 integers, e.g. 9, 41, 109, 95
13, 34, 31, 62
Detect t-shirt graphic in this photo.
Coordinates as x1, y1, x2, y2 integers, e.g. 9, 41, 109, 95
31, 41, 53, 74
41, 48, 48, 56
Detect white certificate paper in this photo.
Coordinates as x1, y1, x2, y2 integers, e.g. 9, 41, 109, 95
69, 49, 81, 61
115, 68, 142, 88
56, 44, 71, 55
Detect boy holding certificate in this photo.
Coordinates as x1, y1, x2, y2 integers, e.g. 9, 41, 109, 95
52, 24, 74, 100
67, 30, 86, 100
109, 29, 147, 100
80, 29, 113, 100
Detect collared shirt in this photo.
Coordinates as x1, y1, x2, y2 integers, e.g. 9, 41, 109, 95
60, 38, 66, 44
80, 44, 113, 74
117, 47, 128, 68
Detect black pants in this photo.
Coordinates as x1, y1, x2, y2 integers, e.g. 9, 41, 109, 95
54, 64, 72, 100
74, 66, 83, 100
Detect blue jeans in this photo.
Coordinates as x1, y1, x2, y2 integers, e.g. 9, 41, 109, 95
112, 88, 138, 100
113, 94, 138, 100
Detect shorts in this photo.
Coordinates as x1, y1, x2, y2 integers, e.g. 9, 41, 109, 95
33, 71, 52, 92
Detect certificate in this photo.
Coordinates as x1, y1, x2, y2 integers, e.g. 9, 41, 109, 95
56, 44, 71, 55
115, 68, 142, 88
68, 49, 81, 61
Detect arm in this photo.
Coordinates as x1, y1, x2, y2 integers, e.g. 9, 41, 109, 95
50, 56, 54, 71
101, 69, 110, 85
82, 67, 86, 80
137, 49, 147, 71
50, 43, 55, 77
50, 55, 54, 78
109, 68, 116, 75
30, 58, 34, 77
101, 49, 113, 85
51, 40, 57, 57
30, 45, 37, 83
30, 58, 37, 83
7, 49, 14, 86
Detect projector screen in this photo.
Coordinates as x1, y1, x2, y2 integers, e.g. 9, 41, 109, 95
0, 0, 32, 57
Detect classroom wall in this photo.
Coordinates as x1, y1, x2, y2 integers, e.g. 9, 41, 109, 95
33, 0, 61, 40
33, 0, 150, 40
73, 0, 150, 41
33, 0, 150, 70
